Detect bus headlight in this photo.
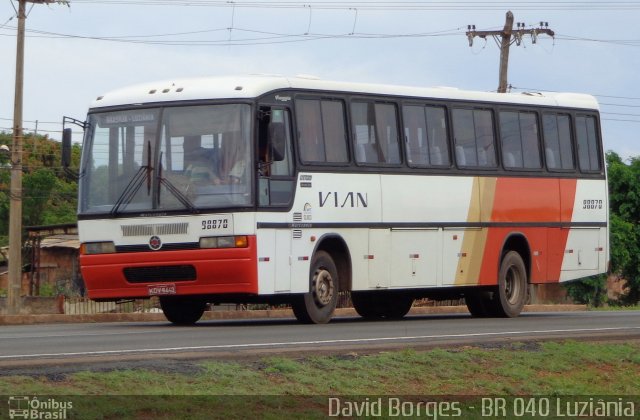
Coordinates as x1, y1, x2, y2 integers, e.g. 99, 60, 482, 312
81, 241, 116, 255
199, 236, 248, 249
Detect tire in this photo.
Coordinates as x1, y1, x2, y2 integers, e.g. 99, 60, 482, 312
291, 251, 339, 324
493, 251, 528, 318
160, 296, 206, 325
352, 292, 384, 320
352, 292, 413, 320
465, 290, 496, 318
381, 295, 413, 320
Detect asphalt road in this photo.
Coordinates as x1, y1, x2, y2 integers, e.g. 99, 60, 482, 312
1, 311, 639, 367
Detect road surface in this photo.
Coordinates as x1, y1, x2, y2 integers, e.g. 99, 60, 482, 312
1, 311, 638, 367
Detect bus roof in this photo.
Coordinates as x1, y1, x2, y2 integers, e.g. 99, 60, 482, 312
90, 74, 599, 111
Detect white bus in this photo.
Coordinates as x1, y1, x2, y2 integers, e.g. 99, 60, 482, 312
63, 75, 608, 324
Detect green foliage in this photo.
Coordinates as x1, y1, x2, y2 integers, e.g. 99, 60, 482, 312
606, 152, 640, 304
38, 282, 57, 297
0, 131, 78, 242
564, 274, 607, 307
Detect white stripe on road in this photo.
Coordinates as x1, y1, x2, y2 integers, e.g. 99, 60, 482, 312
1, 326, 639, 360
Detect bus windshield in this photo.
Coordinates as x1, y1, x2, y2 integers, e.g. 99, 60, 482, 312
78, 103, 252, 215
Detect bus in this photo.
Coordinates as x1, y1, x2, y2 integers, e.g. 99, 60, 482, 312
63, 75, 609, 325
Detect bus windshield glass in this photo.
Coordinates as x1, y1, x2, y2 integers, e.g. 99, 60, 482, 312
78, 104, 252, 215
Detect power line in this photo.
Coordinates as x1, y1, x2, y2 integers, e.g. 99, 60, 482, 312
65, 1, 640, 11
0, 24, 465, 46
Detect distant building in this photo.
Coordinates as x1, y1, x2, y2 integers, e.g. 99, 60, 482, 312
25, 223, 84, 297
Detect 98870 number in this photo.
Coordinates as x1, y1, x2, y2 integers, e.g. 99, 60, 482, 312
202, 219, 229, 230
582, 199, 603, 210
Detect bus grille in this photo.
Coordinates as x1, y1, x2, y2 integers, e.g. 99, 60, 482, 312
123, 265, 196, 283
121, 222, 189, 237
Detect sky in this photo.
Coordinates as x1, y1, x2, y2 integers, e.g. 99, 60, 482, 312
0, 0, 639, 159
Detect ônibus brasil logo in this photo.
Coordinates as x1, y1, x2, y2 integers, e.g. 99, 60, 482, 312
8, 396, 72, 419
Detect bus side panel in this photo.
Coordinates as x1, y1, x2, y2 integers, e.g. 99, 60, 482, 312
559, 178, 608, 281
256, 229, 276, 294
545, 179, 578, 282
381, 175, 474, 287
478, 177, 567, 286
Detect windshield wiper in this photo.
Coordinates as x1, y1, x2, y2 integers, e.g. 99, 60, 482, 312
110, 141, 153, 216
157, 153, 197, 213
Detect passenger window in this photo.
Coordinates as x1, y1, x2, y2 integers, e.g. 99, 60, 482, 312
403, 105, 450, 167
452, 108, 497, 168
258, 107, 295, 207
351, 102, 401, 164
576, 115, 601, 172
499, 111, 541, 169
543, 113, 574, 170
296, 99, 348, 163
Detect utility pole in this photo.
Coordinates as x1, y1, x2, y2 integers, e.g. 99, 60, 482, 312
7, 0, 68, 315
466, 11, 555, 93
7, 0, 27, 315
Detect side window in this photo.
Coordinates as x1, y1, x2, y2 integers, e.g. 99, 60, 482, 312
543, 113, 574, 170
576, 115, 601, 172
351, 101, 401, 165
258, 107, 295, 207
499, 111, 541, 169
322, 101, 349, 163
402, 105, 450, 167
296, 98, 348, 164
296, 99, 323, 162
452, 108, 497, 168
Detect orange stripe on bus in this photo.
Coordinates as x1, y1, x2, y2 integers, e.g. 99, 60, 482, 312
477, 178, 577, 286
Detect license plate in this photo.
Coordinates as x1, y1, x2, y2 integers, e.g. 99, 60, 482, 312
148, 284, 176, 296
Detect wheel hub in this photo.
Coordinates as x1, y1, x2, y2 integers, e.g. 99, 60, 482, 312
505, 266, 521, 304
312, 268, 334, 306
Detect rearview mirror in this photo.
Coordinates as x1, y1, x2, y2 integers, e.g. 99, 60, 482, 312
61, 128, 72, 168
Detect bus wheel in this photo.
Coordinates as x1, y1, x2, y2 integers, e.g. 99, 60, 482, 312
465, 290, 495, 318
380, 295, 413, 320
494, 251, 527, 317
160, 296, 206, 325
352, 292, 384, 320
352, 292, 413, 320
292, 251, 338, 324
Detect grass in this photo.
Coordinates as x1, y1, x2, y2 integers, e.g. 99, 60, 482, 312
589, 304, 640, 311
1, 340, 638, 418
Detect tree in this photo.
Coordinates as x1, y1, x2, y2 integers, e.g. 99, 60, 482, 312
606, 152, 640, 304
0, 131, 79, 245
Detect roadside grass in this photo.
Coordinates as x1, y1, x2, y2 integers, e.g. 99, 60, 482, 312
589, 304, 640, 311
1, 340, 638, 418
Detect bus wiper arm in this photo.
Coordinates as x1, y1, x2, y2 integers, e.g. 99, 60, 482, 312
111, 141, 154, 216
110, 165, 150, 216
157, 154, 198, 213
158, 177, 198, 213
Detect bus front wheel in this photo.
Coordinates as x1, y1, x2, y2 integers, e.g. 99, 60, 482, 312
160, 296, 206, 325
292, 251, 339, 324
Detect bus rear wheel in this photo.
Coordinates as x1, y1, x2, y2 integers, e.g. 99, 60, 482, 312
464, 290, 495, 318
160, 296, 206, 325
494, 251, 528, 318
292, 251, 339, 324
